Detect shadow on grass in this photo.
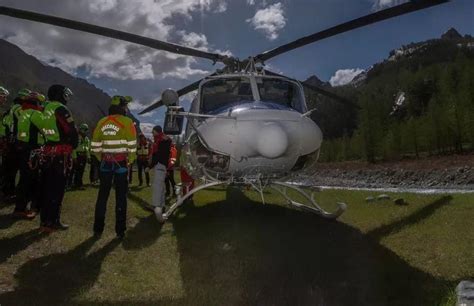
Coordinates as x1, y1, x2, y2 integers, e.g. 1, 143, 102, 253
122, 214, 163, 250
0, 236, 120, 306
124, 192, 163, 250
127, 192, 153, 212
0, 229, 46, 264
368, 195, 453, 241
166, 187, 453, 306
0, 214, 21, 230
0, 189, 456, 306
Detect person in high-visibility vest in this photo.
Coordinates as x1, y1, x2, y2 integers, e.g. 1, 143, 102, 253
38, 85, 78, 233
165, 142, 177, 197
0, 86, 10, 199
13, 91, 46, 219
0, 86, 10, 141
2, 89, 30, 199
91, 95, 136, 239
136, 133, 151, 187
71, 123, 91, 189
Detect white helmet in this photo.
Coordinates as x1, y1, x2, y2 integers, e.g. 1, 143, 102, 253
0, 86, 9, 98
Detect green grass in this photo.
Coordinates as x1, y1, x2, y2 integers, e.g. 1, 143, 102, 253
0, 180, 472, 305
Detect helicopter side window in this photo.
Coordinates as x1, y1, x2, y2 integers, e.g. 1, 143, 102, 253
201, 78, 253, 114
257, 78, 304, 112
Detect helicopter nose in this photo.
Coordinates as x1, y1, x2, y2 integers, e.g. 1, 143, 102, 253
256, 123, 288, 158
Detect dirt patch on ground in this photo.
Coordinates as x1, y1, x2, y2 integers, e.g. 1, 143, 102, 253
308, 154, 474, 190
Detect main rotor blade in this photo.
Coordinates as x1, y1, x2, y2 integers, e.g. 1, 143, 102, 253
255, 0, 449, 62
302, 81, 361, 110
264, 70, 360, 109
0, 6, 225, 62
139, 74, 216, 115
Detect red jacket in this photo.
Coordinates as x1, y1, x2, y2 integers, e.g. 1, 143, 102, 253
150, 132, 171, 168
168, 144, 177, 169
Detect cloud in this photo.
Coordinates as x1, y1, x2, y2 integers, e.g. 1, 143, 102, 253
246, 3, 286, 41
0, 0, 228, 82
329, 68, 364, 86
139, 122, 155, 138
371, 0, 407, 10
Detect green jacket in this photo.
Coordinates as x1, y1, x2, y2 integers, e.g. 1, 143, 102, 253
2, 104, 21, 140
73, 135, 91, 159
16, 107, 45, 146
0, 113, 6, 138
91, 115, 137, 163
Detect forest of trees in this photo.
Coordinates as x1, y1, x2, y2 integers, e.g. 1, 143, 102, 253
308, 37, 474, 163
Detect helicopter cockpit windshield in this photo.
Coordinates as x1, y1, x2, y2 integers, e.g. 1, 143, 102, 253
200, 77, 253, 114
200, 76, 305, 114
255, 77, 305, 113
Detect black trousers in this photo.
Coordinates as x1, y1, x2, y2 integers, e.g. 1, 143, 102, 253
137, 158, 150, 186
128, 163, 133, 184
2, 147, 19, 197
40, 155, 67, 226
93, 160, 128, 235
73, 155, 87, 187
15, 148, 40, 212
89, 156, 99, 183
165, 170, 176, 195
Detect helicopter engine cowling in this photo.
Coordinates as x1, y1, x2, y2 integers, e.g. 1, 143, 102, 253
186, 103, 323, 180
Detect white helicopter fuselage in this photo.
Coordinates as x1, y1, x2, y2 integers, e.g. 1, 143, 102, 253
180, 74, 323, 183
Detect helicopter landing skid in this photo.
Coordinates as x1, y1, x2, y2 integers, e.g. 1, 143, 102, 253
162, 180, 226, 220
270, 182, 347, 219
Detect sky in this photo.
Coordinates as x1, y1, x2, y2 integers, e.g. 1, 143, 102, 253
0, 0, 473, 130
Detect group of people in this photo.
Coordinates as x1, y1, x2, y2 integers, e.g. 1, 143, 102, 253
0, 84, 184, 239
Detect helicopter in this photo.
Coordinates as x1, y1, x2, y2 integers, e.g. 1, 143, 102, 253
0, 0, 450, 222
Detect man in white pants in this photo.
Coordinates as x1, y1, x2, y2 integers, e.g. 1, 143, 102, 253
147, 125, 171, 223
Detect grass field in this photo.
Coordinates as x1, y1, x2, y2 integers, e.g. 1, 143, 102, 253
0, 179, 472, 305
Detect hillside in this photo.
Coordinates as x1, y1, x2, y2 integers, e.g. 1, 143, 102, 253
0, 39, 109, 128
305, 28, 474, 162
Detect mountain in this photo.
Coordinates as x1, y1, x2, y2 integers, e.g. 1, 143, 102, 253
304, 75, 330, 88
441, 27, 463, 40
309, 28, 474, 162
0, 39, 109, 128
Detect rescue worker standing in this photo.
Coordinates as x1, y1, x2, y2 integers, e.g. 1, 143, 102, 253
71, 123, 91, 189
91, 95, 136, 239
136, 133, 151, 187
14, 91, 46, 218
39, 85, 78, 232
0, 86, 10, 192
2, 89, 30, 199
147, 125, 171, 222
0, 86, 10, 198
165, 142, 177, 197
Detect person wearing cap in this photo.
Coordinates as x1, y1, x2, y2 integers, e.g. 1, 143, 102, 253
13, 91, 46, 218
91, 95, 136, 239
1, 88, 30, 200
37, 84, 78, 232
71, 123, 91, 189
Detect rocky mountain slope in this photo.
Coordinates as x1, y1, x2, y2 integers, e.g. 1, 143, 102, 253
0, 39, 109, 128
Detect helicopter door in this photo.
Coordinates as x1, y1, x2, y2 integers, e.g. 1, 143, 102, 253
164, 106, 185, 135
